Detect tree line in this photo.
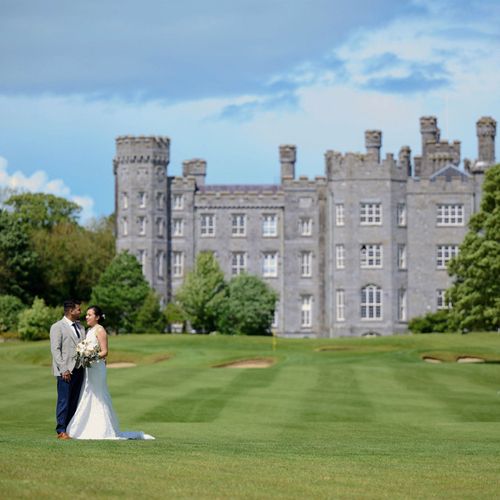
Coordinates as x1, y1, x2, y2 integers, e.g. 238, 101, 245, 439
0, 191, 278, 338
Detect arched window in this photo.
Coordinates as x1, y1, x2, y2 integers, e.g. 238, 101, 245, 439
361, 285, 382, 320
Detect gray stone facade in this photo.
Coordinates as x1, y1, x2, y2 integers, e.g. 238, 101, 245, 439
113, 116, 496, 337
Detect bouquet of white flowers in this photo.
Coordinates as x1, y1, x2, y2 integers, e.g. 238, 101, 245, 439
74, 339, 101, 368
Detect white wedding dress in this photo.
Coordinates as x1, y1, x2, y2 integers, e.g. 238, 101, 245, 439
67, 326, 154, 440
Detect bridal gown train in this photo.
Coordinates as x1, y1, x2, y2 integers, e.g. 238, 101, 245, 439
67, 326, 154, 440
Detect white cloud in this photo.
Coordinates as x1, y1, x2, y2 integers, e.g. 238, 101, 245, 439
0, 156, 95, 222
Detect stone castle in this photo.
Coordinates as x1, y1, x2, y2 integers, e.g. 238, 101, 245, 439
113, 116, 496, 337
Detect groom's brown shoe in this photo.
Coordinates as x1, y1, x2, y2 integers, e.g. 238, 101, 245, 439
57, 432, 71, 440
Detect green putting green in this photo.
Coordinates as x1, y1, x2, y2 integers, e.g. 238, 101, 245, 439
1, 333, 499, 498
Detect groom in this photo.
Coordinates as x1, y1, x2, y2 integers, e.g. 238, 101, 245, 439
50, 299, 85, 440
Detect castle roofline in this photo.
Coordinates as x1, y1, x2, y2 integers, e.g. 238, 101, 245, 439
429, 164, 471, 181
197, 184, 281, 194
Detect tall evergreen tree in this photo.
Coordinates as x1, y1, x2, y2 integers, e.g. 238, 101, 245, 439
448, 164, 500, 331
90, 251, 150, 333
176, 252, 226, 333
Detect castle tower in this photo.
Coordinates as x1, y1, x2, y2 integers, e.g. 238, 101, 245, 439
114, 136, 170, 301
476, 116, 496, 165
280, 145, 296, 181
182, 158, 207, 187
420, 116, 440, 158
365, 130, 382, 163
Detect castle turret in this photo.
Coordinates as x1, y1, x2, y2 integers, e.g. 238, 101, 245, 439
365, 130, 382, 163
476, 116, 496, 165
114, 135, 170, 301
280, 145, 296, 181
420, 116, 440, 157
182, 158, 207, 187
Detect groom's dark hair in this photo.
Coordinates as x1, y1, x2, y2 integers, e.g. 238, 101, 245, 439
63, 299, 81, 313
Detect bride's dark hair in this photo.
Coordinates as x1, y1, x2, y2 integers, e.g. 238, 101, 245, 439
89, 305, 105, 323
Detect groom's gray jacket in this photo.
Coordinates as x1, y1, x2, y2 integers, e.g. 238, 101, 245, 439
50, 318, 85, 376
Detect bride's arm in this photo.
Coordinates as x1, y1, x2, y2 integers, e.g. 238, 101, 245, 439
95, 326, 108, 358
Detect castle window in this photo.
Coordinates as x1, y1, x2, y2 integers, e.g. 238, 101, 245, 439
173, 194, 184, 210
398, 288, 407, 321
231, 252, 247, 275
360, 244, 383, 268
299, 217, 312, 236
300, 251, 312, 277
138, 216, 146, 235
156, 217, 164, 238
137, 250, 146, 274
361, 285, 382, 320
398, 244, 407, 270
300, 295, 312, 328
262, 252, 278, 277
437, 204, 464, 226
173, 218, 184, 237
122, 217, 128, 236
437, 245, 459, 269
335, 204, 345, 226
436, 290, 451, 310
156, 192, 165, 210
360, 203, 382, 225
157, 250, 165, 278
262, 214, 278, 237
122, 192, 128, 209
336, 244, 345, 269
232, 214, 246, 237
336, 290, 345, 322
138, 192, 147, 208
173, 252, 184, 277
271, 304, 279, 329
397, 203, 407, 226
201, 214, 215, 236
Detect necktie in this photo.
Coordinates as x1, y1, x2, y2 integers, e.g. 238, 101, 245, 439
71, 322, 81, 339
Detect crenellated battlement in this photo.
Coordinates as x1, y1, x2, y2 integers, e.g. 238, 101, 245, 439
324, 150, 407, 181
115, 135, 170, 166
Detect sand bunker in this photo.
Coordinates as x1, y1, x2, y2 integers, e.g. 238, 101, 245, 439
456, 356, 485, 363
422, 356, 443, 363
215, 358, 275, 369
107, 362, 137, 369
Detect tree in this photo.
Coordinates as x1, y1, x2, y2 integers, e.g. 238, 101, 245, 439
447, 164, 500, 331
18, 297, 60, 341
5, 192, 81, 229
216, 274, 278, 335
30, 217, 115, 305
133, 291, 166, 333
0, 295, 27, 333
0, 209, 39, 303
175, 252, 227, 333
90, 251, 150, 333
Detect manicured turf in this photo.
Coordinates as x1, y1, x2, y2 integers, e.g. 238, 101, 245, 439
1, 333, 499, 498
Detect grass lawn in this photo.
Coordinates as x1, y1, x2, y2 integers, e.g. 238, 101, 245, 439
1, 333, 499, 499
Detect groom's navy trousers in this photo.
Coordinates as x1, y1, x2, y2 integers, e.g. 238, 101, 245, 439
56, 367, 83, 434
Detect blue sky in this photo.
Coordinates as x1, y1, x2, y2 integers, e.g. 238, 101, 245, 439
0, 0, 499, 221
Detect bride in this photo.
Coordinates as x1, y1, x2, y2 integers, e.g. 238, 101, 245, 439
67, 305, 154, 440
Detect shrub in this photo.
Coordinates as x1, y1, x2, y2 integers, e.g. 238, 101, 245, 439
18, 297, 60, 340
0, 294, 27, 333
133, 291, 166, 333
408, 310, 455, 334
164, 302, 187, 333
